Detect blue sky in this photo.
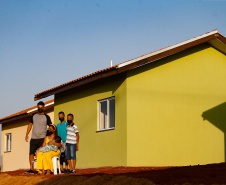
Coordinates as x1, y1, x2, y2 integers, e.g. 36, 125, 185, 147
0, 0, 226, 119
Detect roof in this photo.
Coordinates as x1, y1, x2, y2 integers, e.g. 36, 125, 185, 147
34, 30, 226, 100
0, 99, 54, 125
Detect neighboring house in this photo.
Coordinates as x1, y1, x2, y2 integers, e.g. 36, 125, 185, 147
0, 100, 54, 172
34, 30, 226, 168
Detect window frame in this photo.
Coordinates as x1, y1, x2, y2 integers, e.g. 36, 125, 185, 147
5, 133, 12, 153
98, 96, 115, 132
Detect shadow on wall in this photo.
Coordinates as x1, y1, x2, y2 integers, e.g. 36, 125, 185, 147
0, 155, 2, 172
0, 124, 1, 172
55, 73, 126, 106
202, 102, 226, 161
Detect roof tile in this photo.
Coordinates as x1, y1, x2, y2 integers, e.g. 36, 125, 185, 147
0, 99, 54, 122
35, 29, 223, 99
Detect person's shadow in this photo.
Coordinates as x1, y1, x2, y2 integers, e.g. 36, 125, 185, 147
202, 102, 226, 161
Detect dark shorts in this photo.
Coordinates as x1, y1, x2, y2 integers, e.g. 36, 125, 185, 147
29, 138, 45, 155
65, 143, 77, 160
60, 152, 68, 165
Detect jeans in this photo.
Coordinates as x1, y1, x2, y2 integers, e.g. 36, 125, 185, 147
65, 143, 77, 160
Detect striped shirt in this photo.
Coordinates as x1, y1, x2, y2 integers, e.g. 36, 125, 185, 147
66, 123, 79, 144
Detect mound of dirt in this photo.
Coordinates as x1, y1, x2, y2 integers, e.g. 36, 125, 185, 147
0, 173, 45, 185
1, 163, 226, 185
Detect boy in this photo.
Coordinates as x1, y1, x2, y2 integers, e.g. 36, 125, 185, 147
66, 113, 79, 173
57, 111, 69, 172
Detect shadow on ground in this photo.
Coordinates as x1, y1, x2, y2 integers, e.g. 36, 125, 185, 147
36, 163, 226, 185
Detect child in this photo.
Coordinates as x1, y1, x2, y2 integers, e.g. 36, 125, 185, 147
65, 113, 79, 174
57, 111, 69, 173
35, 136, 61, 157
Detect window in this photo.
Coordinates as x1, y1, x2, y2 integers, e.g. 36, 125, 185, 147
5, 133, 11, 152
98, 97, 115, 131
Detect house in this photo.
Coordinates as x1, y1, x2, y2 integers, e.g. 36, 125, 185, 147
35, 30, 226, 168
0, 99, 54, 172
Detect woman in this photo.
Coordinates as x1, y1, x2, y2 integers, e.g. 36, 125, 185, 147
36, 124, 61, 175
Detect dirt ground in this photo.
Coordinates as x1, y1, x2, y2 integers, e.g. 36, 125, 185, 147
1, 163, 226, 185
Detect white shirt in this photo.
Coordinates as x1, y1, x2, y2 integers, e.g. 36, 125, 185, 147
66, 124, 79, 144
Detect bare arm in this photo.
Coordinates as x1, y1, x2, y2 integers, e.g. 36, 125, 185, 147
47, 141, 61, 148
41, 137, 47, 147
36, 137, 47, 152
76, 133, 79, 151
25, 123, 33, 142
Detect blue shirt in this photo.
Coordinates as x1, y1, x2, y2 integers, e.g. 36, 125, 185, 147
57, 121, 69, 142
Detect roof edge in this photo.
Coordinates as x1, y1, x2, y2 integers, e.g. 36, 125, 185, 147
117, 30, 220, 68
0, 99, 54, 124
34, 66, 118, 100
34, 29, 226, 101
27, 101, 54, 114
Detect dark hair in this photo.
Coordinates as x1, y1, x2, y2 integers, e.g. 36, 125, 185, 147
37, 101, 45, 107
55, 136, 61, 143
67, 113, 74, 118
58, 111, 65, 115
49, 124, 58, 137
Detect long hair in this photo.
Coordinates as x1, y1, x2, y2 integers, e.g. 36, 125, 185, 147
49, 124, 58, 139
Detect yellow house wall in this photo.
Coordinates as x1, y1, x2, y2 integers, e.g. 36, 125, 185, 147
1, 109, 54, 172
54, 75, 127, 168
126, 43, 226, 166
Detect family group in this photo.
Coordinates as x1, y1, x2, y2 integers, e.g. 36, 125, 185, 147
25, 101, 79, 175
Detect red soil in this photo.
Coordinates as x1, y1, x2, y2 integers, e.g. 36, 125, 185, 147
1, 163, 226, 184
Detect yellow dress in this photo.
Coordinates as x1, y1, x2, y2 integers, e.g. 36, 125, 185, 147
36, 137, 60, 173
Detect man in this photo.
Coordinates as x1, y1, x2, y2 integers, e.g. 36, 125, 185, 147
57, 111, 69, 172
25, 101, 52, 173
66, 113, 79, 173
